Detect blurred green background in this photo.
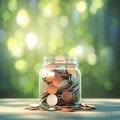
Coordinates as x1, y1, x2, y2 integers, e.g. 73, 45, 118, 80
0, 0, 120, 98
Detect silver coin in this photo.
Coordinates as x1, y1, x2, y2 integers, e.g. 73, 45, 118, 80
47, 94, 58, 106
56, 66, 66, 72
48, 107, 56, 111
29, 103, 40, 108
58, 80, 69, 90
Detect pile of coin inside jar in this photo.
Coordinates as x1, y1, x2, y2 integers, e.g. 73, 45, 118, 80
39, 55, 82, 111
25, 55, 96, 112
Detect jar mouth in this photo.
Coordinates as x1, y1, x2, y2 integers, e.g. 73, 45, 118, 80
43, 56, 78, 65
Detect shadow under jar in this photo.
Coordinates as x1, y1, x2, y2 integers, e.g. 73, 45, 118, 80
39, 55, 81, 110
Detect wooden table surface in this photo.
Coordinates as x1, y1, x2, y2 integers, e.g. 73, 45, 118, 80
0, 99, 120, 120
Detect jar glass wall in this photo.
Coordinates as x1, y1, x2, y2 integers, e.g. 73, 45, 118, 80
39, 55, 81, 108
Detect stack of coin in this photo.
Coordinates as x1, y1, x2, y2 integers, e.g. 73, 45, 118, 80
40, 55, 81, 107
25, 56, 96, 112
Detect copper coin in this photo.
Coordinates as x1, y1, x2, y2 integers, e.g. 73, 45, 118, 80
38, 108, 47, 111
67, 65, 75, 74
55, 55, 66, 64
61, 107, 73, 112
62, 90, 72, 103
52, 75, 62, 87
46, 71, 55, 82
47, 94, 58, 106
45, 64, 56, 71
47, 84, 58, 94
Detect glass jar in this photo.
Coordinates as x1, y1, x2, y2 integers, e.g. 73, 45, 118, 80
39, 55, 81, 109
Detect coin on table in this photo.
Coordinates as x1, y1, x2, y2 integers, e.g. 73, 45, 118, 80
62, 90, 72, 103
46, 71, 55, 82
52, 75, 62, 87
58, 80, 69, 90
47, 94, 58, 106
48, 107, 57, 111
29, 103, 40, 108
61, 107, 73, 112
55, 55, 66, 64
47, 84, 58, 94
67, 65, 75, 74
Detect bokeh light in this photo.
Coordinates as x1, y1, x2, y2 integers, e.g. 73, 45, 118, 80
87, 53, 97, 65
7, 38, 24, 57
25, 32, 38, 50
0, 0, 120, 98
8, 0, 17, 11
14, 59, 28, 73
76, 1, 87, 13
16, 9, 30, 28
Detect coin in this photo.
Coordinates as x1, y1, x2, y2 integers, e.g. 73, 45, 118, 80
55, 55, 66, 64
61, 107, 73, 112
48, 107, 56, 111
58, 80, 69, 90
52, 75, 62, 87
47, 84, 58, 94
78, 104, 96, 111
46, 71, 55, 82
62, 90, 72, 103
29, 103, 40, 108
67, 65, 75, 74
38, 108, 47, 111
25, 106, 38, 110
56, 66, 66, 72
47, 94, 58, 106
45, 64, 56, 71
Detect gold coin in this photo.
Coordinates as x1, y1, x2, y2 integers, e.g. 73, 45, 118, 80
62, 90, 72, 103
55, 55, 66, 64
47, 84, 58, 94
